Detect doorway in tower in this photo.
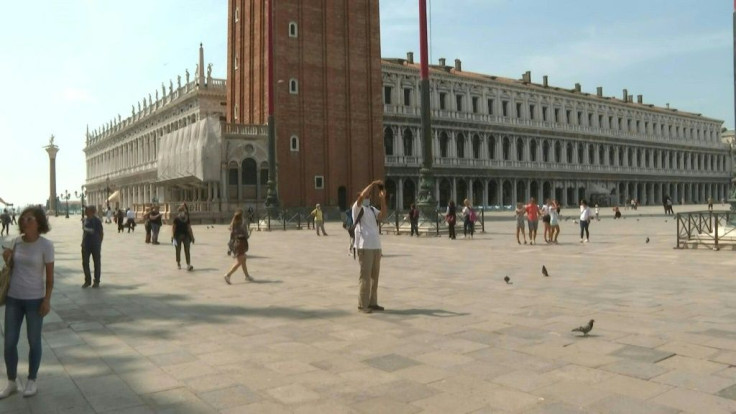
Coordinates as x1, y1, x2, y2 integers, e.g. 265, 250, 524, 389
439, 178, 451, 207
403, 179, 416, 209
337, 186, 347, 211
488, 180, 498, 206
502, 180, 512, 206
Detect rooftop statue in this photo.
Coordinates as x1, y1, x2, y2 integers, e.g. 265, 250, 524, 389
185, 69, 190, 83
49, 134, 54, 146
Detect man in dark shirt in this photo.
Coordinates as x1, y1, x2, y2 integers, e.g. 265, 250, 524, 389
0, 209, 10, 236
81, 206, 104, 288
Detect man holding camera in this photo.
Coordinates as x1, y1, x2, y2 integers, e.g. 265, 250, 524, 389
352, 180, 387, 314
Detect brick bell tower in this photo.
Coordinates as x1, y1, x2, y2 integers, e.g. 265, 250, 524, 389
227, 0, 385, 210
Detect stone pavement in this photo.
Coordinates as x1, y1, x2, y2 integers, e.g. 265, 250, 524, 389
0, 204, 735, 413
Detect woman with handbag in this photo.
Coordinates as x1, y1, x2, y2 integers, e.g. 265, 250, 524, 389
445, 200, 457, 240
224, 210, 254, 284
1, 206, 54, 398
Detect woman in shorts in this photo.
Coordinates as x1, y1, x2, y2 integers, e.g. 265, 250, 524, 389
541, 199, 552, 243
515, 202, 527, 244
224, 210, 254, 284
548, 200, 560, 243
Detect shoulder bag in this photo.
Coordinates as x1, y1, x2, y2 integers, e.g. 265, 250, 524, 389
0, 239, 17, 306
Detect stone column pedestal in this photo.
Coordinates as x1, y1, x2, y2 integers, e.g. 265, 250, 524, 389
45, 144, 59, 214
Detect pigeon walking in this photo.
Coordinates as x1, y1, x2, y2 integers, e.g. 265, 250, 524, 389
572, 319, 595, 336
542, 265, 549, 277
504, 275, 512, 284
646, 237, 650, 244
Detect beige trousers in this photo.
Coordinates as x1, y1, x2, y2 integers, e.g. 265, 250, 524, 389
357, 249, 381, 308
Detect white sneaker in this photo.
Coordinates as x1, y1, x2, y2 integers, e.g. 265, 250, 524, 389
580, 239, 584, 243
23, 379, 37, 398
584, 239, 589, 243
0, 379, 18, 399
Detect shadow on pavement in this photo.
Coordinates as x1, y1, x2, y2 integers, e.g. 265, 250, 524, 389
383, 308, 469, 318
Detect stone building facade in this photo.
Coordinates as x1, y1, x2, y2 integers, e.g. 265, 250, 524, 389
381, 57, 732, 209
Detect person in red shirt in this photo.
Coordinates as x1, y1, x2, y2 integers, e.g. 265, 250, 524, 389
525, 197, 541, 245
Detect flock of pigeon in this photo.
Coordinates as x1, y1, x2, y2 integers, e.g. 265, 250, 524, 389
503, 265, 595, 337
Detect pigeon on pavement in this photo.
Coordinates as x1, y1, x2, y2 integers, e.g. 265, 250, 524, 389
646, 237, 650, 244
504, 275, 512, 284
571, 319, 595, 336
542, 265, 549, 277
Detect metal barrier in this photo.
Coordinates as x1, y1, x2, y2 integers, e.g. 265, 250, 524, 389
676, 210, 735, 250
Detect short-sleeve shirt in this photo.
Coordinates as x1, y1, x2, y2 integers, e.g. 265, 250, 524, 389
82, 216, 104, 246
525, 204, 540, 221
8, 236, 54, 300
352, 202, 381, 250
311, 209, 323, 221
126, 210, 135, 220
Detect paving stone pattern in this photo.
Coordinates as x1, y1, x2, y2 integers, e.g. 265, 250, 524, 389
1, 205, 735, 413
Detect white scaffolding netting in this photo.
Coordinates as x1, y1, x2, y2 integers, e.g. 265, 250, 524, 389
157, 117, 222, 183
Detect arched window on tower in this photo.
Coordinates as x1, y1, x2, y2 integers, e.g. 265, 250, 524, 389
288, 22, 298, 38
290, 135, 299, 152
289, 78, 298, 94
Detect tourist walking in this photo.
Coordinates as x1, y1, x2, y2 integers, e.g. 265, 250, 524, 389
708, 197, 714, 211
525, 197, 541, 245
515, 202, 527, 245
1, 209, 10, 236
408, 203, 419, 237
149, 206, 162, 244
461, 199, 475, 238
613, 206, 622, 219
549, 200, 560, 243
445, 201, 457, 240
224, 210, 253, 284
1, 206, 54, 398
116, 209, 125, 233
172, 207, 195, 271
311, 204, 327, 236
125, 208, 136, 233
353, 180, 387, 313
105, 206, 112, 224
579, 200, 592, 243
11, 211, 16, 225
81, 206, 104, 288
594, 204, 600, 221
143, 208, 152, 244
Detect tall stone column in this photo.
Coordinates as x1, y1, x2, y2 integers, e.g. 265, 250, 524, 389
45, 138, 59, 214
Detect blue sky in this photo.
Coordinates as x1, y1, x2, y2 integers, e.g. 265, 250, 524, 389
0, 0, 732, 207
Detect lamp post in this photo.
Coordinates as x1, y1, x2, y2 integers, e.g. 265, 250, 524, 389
75, 187, 86, 217
60, 190, 71, 219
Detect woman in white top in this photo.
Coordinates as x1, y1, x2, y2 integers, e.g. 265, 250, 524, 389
1, 206, 54, 398
548, 200, 561, 243
579, 200, 592, 243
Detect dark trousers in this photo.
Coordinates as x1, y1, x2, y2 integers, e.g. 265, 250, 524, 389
463, 218, 474, 237
580, 221, 590, 240
410, 219, 419, 236
175, 237, 191, 265
448, 223, 456, 239
82, 244, 102, 284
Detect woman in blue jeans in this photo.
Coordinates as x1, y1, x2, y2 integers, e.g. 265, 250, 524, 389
1, 206, 54, 399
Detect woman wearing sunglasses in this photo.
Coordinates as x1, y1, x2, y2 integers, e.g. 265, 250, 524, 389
0, 206, 54, 398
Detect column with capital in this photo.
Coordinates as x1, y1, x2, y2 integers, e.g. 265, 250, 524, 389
45, 137, 59, 215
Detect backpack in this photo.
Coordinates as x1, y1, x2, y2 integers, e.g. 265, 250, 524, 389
468, 208, 477, 223
347, 208, 364, 238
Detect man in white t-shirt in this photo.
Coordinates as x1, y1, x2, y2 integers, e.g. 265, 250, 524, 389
352, 180, 387, 314
125, 208, 136, 233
